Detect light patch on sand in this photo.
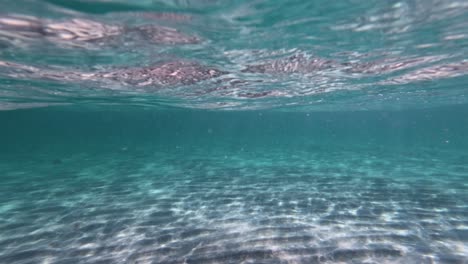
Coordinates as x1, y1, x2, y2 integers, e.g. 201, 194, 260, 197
41, 256, 56, 264
0, 203, 16, 213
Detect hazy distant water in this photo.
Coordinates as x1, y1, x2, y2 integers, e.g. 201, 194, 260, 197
0, 0, 468, 263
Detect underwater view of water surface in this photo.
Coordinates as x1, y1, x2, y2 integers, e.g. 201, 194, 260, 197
1, 0, 468, 263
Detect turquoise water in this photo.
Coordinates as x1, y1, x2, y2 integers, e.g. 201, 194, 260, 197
1, 1, 468, 263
